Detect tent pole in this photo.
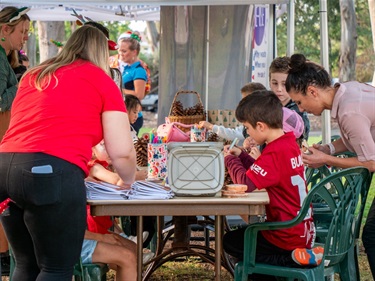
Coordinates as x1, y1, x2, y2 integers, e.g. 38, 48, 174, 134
320, 0, 331, 145
286, 0, 294, 56
205, 6, 210, 119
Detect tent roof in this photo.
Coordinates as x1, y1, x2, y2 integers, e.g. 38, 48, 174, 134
0, 0, 288, 21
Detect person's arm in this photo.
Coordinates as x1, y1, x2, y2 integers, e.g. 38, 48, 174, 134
224, 152, 257, 192
212, 124, 245, 141
102, 111, 136, 185
303, 148, 375, 172
89, 163, 125, 187
0, 58, 18, 111
312, 138, 347, 155
122, 79, 146, 100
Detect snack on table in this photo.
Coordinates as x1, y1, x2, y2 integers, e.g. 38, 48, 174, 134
222, 184, 248, 198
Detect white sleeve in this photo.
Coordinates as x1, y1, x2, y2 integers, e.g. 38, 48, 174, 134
211, 125, 245, 141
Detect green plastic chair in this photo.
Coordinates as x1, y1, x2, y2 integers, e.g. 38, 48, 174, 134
234, 167, 370, 281
9, 249, 108, 281
73, 258, 109, 281
306, 165, 373, 280
305, 165, 331, 188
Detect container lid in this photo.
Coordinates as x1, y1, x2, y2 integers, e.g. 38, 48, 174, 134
167, 142, 224, 196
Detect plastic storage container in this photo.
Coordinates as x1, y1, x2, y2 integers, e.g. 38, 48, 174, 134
167, 142, 224, 196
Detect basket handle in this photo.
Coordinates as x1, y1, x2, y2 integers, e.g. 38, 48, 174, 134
169, 90, 203, 115
165, 117, 194, 129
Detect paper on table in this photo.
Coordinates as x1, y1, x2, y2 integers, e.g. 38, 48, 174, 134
85, 181, 130, 200
129, 181, 174, 200
85, 180, 174, 200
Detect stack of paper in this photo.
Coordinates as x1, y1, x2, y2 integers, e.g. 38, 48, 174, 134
85, 180, 174, 200
128, 181, 174, 200
86, 181, 130, 200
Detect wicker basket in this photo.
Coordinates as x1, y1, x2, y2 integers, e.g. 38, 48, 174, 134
168, 90, 206, 132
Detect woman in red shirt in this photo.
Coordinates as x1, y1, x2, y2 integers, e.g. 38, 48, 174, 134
0, 25, 136, 280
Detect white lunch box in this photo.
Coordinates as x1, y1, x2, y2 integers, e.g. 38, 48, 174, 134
167, 142, 224, 197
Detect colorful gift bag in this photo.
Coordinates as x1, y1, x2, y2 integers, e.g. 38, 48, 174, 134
147, 143, 168, 180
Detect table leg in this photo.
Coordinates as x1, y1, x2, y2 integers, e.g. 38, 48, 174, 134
215, 215, 222, 281
137, 216, 144, 281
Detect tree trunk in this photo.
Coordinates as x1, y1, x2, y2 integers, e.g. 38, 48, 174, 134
37, 21, 65, 63
26, 21, 37, 68
339, 0, 357, 82
369, 0, 375, 85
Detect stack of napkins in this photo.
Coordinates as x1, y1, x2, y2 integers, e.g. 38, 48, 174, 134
128, 181, 174, 200
85, 180, 174, 200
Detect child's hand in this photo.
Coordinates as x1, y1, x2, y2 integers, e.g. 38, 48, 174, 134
249, 146, 261, 160
198, 121, 213, 130
243, 136, 258, 151
224, 144, 242, 157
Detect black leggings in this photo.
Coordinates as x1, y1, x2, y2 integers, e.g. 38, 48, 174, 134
0, 153, 87, 281
363, 195, 375, 279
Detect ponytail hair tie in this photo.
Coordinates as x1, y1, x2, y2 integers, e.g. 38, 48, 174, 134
130, 33, 141, 42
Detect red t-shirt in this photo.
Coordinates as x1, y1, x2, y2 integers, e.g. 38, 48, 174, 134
247, 132, 315, 251
86, 205, 113, 234
0, 60, 126, 175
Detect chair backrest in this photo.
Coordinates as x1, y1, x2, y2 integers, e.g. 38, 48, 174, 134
309, 167, 370, 266
305, 165, 331, 188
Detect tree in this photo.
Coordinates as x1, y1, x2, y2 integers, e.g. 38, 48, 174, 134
38, 21, 65, 63
369, 0, 375, 84
339, 0, 357, 81
276, 0, 373, 81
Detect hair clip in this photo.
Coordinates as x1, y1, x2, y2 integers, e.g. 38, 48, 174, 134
71, 8, 93, 26
50, 39, 64, 48
108, 39, 118, 51
130, 33, 141, 42
9, 7, 30, 23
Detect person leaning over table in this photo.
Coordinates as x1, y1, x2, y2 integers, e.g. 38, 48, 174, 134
223, 91, 323, 281
285, 53, 375, 279
0, 25, 136, 280
0, 6, 30, 275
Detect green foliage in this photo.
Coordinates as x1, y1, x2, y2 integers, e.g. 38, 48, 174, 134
276, 0, 373, 80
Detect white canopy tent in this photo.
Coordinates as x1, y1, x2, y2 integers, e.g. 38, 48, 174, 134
0, 0, 330, 141
0, 0, 288, 22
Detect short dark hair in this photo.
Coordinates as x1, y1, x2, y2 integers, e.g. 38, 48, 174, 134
124, 94, 141, 111
269, 56, 290, 75
235, 90, 283, 129
240, 82, 266, 96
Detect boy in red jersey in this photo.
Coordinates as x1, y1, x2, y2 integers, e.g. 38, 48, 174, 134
223, 91, 322, 279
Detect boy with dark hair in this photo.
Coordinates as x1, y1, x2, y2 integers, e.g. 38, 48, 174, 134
223, 91, 322, 279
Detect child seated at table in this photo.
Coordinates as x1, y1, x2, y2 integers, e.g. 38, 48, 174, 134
124, 94, 156, 247
223, 91, 322, 279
